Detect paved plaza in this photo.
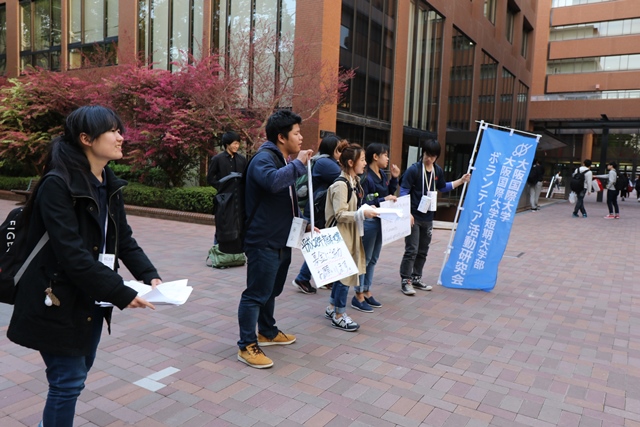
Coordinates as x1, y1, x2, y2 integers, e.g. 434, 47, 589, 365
0, 194, 639, 427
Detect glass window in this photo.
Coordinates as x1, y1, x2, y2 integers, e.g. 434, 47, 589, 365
478, 51, 497, 124
448, 28, 475, 130
547, 54, 640, 74
484, 0, 496, 25
68, 0, 118, 69
338, 0, 395, 124
550, 18, 640, 41
139, 0, 205, 71
404, 3, 442, 132
20, 0, 62, 72
506, 8, 515, 44
499, 68, 515, 127
515, 81, 528, 130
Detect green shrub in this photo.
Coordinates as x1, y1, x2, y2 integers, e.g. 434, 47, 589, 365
0, 175, 39, 191
0, 175, 216, 214
122, 183, 216, 214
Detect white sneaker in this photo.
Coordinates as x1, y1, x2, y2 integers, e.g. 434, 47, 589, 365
331, 313, 359, 332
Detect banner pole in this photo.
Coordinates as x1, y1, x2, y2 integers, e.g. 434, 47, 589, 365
437, 121, 487, 286
308, 160, 314, 237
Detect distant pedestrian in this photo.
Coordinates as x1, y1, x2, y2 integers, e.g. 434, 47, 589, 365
236, 110, 314, 369
207, 131, 247, 246
571, 159, 593, 218
7, 105, 161, 427
636, 176, 640, 202
207, 131, 247, 190
619, 172, 630, 201
554, 171, 562, 190
594, 161, 620, 219
527, 158, 544, 211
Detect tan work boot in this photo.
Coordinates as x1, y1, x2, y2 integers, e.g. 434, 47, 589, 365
237, 343, 273, 369
258, 331, 296, 346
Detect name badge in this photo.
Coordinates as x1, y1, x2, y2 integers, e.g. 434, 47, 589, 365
98, 253, 116, 270
417, 194, 431, 213
286, 217, 308, 249
427, 191, 438, 211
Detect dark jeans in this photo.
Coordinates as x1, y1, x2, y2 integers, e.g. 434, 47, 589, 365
238, 246, 291, 349
573, 189, 587, 215
41, 307, 105, 427
328, 281, 350, 314
400, 219, 433, 279
606, 189, 619, 214
357, 218, 382, 293
295, 260, 312, 282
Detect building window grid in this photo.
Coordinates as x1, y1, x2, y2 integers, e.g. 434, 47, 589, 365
404, 3, 442, 133
548, 54, 640, 74
338, 0, 395, 123
19, 0, 62, 72
515, 81, 528, 130
139, 0, 204, 71
550, 18, 640, 41
478, 51, 497, 124
68, 0, 119, 69
447, 28, 475, 131
499, 68, 515, 127
552, 0, 616, 8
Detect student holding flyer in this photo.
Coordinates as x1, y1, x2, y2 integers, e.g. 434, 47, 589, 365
324, 144, 378, 331
354, 143, 400, 312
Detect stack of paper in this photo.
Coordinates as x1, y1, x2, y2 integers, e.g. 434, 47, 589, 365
124, 279, 193, 305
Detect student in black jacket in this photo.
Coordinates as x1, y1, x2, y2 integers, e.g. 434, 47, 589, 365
207, 131, 247, 190
7, 105, 161, 427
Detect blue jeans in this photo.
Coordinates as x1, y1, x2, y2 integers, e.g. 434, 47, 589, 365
41, 307, 105, 427
295, 261, 312, 282
357, 218, 382, 293
329, 282, 349, 314
238, 247, 292, 349
399, 219, 433, 279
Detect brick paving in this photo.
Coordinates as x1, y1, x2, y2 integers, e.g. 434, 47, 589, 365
0, 193, 639, 426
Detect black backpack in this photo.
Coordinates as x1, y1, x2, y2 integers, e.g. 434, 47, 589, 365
615, 172, 628, 192
216, 149, 282, 254
570, 168, 588, 192
321, 176, 355, 228
0, 207, 49, 304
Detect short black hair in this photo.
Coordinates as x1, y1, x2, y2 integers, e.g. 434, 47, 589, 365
584, 159, 592, 167
420, 139, 441, 160
265, 110, 302, 144
365, 143, 389, 164
221, 131, 240, 147
609, 161, 618, 169
318, 135, 341, 156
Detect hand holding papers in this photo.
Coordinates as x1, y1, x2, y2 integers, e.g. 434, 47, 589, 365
124, 279, 193, 306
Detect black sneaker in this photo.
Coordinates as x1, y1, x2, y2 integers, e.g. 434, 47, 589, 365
292, 279, 316, 294
351, 296, 374, 313
401, 279, 416, 296
411, 276, 433, 291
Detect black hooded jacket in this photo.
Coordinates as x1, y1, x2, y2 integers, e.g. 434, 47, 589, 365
7, 166, 160, 356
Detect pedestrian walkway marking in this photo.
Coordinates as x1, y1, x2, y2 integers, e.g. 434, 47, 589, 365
133, 366, 180, 392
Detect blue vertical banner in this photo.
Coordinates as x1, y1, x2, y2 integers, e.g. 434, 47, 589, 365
440, 127, 538, 291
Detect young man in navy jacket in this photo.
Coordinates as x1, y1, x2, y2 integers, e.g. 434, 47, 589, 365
399, 139, 470, 296
237, 110, 313, 369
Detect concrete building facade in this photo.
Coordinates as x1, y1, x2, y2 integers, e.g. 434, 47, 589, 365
0, 0, 537, 184
529, 0, 640, 177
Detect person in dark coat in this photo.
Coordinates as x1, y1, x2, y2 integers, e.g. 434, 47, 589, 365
207, 131, 247, 190
7, 105, 161, 427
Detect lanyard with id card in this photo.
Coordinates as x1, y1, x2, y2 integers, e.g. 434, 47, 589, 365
417, 166, 437, 213
98, 210, 115, 270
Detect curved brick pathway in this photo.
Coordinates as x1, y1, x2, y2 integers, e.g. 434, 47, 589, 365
1, 194, 639, 427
